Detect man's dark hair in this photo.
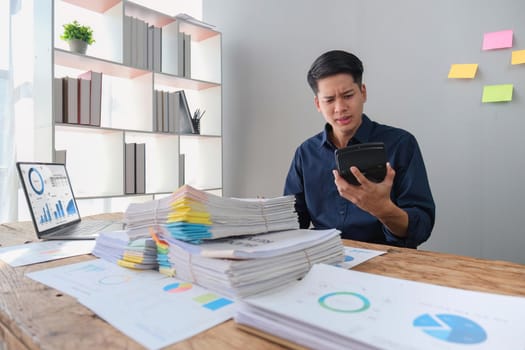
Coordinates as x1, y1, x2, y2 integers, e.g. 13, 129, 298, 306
307, 50, 364, 94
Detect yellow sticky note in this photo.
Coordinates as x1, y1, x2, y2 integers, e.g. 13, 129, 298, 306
511, 50, 525, 65
448, 64, 478, 79
482, 84, 513, 103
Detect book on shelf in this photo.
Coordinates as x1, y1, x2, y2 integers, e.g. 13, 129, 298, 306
147, 25, 154, 70
179, 153, 185, 187
162, 90, 169, 133
62, 77, 78, 124
153, 26, 162, 72
176, 90, 194, 134
78, 78, 91, 125
125, 143, 136, 194
54, 149, 67, 165
122, 15, 132, 66
155, 90, 163, 132
161, 21, 184, 76
53, 78, 63, 123
183, 33, 191, 78
168, 91, 178, 133
78, 70, 103, 127
135, 143, 146, 194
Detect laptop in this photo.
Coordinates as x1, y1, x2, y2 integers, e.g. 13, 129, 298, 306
16, 161, 124, 240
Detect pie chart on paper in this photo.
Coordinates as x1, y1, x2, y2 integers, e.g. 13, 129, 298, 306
413, 313, 487, 344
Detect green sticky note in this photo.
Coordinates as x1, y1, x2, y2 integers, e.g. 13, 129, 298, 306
482, 84, 513, 103
193, 293, 218, 304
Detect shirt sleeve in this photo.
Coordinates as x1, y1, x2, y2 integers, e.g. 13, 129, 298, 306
284, 148, 311, 229
383, 135, 436, 248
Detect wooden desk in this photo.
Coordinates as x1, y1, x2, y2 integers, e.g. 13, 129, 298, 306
1, 217, 525, 349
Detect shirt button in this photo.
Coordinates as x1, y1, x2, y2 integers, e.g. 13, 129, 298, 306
339, 211, 344, 215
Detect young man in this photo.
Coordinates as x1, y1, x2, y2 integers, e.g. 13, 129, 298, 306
284, 50, 435, 248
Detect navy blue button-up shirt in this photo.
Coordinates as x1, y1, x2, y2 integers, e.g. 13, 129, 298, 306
284, 114, 435, 248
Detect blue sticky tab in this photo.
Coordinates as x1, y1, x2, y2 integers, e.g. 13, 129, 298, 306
203, 297, 233, 311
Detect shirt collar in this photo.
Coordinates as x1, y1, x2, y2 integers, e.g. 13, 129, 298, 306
321, 113, 373, 148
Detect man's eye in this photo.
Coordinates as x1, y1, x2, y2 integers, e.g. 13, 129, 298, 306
344, 94, 353, 99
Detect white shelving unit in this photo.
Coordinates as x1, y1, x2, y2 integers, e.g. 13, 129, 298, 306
14, 0, 222, 217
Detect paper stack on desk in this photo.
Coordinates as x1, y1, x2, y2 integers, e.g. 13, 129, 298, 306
152, 228, 345, 298
124, 185, 300, 243
92, 230, 158, 270
235, 263, 525, 350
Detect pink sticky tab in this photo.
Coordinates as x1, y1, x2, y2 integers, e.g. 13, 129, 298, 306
482, 30, 513, 50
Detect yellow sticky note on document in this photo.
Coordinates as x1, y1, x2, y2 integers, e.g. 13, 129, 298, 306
481, 84, 513, 103
511, 50, 525, 65
448, 64, 478, 79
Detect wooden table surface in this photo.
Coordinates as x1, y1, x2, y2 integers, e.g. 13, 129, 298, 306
1, 216, 525, 349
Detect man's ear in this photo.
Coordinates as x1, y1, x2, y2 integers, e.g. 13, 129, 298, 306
361, 83, 367, 103
314, 95, 321, 112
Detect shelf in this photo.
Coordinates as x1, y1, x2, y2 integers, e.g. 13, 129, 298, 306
155, 73, 220, 90
178, 20, 220, 42
55, 49, 148, 79
125, 1, 175, 28
62, 0, 120, 13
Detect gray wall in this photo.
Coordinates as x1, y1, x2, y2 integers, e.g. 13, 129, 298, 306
204, 0, 525, 264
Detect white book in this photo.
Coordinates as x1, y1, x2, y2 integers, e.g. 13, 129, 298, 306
125, 143, 136, 194
53, 77, 63, 123
78, 78, 91, 125
62, 77, 78, 124
161, 21, 182, 75
135, 143, 146, 194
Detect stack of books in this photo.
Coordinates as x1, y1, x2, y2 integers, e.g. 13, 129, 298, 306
124, 185, 300, 243
92, 230, 158, 270
152, 228, 345, 298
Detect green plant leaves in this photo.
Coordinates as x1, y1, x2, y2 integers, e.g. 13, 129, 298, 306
60, 20, 95, 45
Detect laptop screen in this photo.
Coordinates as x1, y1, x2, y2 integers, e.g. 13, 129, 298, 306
17, 162, 81, 235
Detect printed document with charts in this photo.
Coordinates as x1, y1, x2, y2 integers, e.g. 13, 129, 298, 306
235, 263, 525, 350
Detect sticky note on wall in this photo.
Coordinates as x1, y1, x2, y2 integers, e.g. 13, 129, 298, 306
511, 50, 525, 65
481, 84, 513, 103
482, 30, 513, 50
448, 64, 478, 79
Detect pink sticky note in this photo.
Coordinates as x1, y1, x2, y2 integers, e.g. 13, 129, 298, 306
482, 30, 513, 50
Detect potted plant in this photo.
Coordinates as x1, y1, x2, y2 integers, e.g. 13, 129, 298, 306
60, 20, 95, 55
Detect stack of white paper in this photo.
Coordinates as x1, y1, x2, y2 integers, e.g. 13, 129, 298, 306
236, 264, 525, 350
92, 230, 158, 270
124, 185, 300, 243
153, 229, 345, 298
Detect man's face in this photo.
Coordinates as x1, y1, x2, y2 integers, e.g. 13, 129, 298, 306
314, 73, 367, 138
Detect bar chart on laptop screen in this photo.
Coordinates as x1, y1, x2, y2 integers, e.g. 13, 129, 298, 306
20, 164, 79, 231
